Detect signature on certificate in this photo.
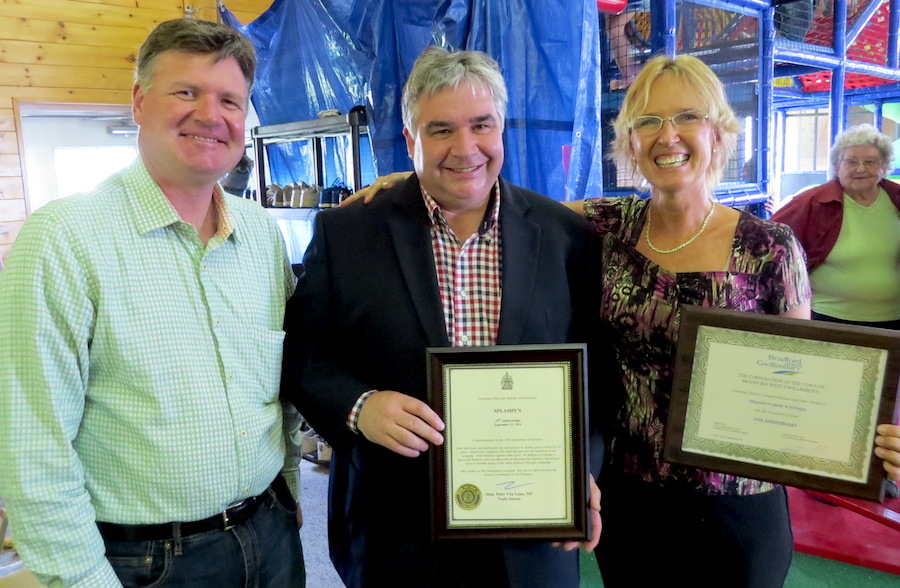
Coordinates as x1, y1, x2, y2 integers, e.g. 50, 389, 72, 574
497, 481, 534, 490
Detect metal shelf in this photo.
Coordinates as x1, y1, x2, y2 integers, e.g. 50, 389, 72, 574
250, 110, 368, 204
263, 207, 322, 220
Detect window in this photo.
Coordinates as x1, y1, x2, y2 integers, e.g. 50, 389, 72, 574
18, 103, 137, 213
53, 146, 137, 200
782, 108, 830, 173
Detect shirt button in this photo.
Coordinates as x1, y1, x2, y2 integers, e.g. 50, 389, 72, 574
239, 430, 247, 437
460, 335, 469, 343
459, 289, 467, 298
242, 487, 250, 494
227, 374, 234, 382
214, 319, 222, 327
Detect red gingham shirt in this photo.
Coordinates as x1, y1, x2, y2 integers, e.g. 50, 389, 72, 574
423, 183, 502, 347
348, 183, 503, 433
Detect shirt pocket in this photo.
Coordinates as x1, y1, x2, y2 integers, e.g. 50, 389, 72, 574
238, 326, 286, 405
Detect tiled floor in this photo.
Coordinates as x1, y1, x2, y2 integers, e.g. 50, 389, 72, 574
298, 458, 344, 587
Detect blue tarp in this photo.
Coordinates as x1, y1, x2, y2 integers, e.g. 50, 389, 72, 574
220, 0, 604, 201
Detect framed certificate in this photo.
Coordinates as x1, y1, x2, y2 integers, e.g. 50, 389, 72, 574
665, 306, 900, 502
427, 344, 589, 540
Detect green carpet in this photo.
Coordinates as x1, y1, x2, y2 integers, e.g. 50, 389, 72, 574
785, 553, 900, 588
578, 550, 900, 587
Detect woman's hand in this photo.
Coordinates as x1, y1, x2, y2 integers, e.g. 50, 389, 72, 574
340, 171, 413, 207
552, 474, 601, 553
875, 424, 900, 481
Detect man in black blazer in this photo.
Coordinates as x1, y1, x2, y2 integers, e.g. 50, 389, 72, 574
284, 46, 601, 588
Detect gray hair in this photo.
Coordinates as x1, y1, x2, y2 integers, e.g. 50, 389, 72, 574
830, 123, 894, 177
401, 46, 508, 131
135, 18, 256, 91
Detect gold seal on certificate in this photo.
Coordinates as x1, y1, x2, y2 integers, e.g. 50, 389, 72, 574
427, 345, 591, 540
665, 306, 900, 502
455, 484, 482, 511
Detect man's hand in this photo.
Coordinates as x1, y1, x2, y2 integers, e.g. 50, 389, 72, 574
553, 474, 601, 553
875, 424, 900, 481
340, 172, 413, 206
357, 390, 445, 457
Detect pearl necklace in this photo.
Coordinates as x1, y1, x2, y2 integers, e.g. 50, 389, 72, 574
645, 201, 715, 254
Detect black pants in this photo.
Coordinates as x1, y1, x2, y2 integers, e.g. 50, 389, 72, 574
811, 311, 900, 331
597, 475, 793, 588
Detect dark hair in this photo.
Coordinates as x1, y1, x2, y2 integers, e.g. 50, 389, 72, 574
135, 18, 256, 90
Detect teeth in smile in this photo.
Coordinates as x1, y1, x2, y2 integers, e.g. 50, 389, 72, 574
185, 134, 219, 143
451, 166, 478, 173
656, 154, 689, 167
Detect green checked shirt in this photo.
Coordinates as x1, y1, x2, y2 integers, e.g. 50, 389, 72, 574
0, 159, 295, 587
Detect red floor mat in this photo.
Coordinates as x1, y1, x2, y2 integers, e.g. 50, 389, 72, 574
788, 487, 900, 575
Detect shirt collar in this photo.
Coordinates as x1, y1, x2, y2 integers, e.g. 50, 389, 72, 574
421, 181, 501, 239
816, 178, 849, 204
210, 186, 236, 242
123, 158, 236, 242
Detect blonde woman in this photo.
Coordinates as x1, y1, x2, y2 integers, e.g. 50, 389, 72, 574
573, 54, 808, 587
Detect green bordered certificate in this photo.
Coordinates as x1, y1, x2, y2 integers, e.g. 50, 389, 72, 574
427, 344, 590, 540
665, 306, 900, 502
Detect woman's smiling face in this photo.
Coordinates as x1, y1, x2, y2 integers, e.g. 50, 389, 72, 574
630, 73, 717, 198
836, 144, 886, 199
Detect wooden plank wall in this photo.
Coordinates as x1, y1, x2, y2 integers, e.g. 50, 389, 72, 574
224, 0, 273, 25
0, 0, 273, 264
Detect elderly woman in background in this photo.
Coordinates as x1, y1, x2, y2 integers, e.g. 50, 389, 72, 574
772, 124, 900, 329
347, 55, 900, 588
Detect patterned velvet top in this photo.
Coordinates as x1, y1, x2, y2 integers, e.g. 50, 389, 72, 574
585, 196, 811, 495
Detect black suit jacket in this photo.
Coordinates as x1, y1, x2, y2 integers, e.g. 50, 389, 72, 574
283, 175, 602, 588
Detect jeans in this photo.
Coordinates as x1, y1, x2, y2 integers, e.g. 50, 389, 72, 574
104, 485, 305, 588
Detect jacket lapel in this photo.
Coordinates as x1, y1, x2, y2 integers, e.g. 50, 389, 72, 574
497, 180, 539, 344
388, 176, 451, 348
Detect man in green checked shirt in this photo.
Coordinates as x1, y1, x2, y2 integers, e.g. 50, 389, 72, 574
0, 19, 304, 588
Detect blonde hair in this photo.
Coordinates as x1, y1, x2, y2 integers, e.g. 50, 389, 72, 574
611, 54, 741, 192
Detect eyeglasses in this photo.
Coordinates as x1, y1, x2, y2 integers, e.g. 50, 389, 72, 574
841, 158, 883, 169
631, 111, 709, 136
